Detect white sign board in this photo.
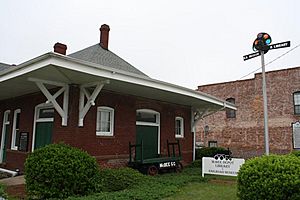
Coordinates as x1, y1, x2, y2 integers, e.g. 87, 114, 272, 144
202, 156, 245, 177
292, 122, 300, 149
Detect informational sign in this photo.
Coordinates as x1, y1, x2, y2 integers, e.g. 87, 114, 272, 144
292, 121, 300, 149
18, 132, 29, 152
202, 155, 245, 177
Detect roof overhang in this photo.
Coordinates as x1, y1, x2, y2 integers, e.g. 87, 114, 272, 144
0, 52, 236, 114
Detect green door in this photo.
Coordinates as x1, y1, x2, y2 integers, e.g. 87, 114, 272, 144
34, 122, 53, 149
136, 125, 158, 160
2, 125, 10, 162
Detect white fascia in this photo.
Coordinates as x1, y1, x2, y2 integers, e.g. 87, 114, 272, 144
50, 54, 236, 111
0, 52, 236, 111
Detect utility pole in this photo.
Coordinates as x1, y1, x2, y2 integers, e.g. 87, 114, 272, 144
243, 33, 290, 155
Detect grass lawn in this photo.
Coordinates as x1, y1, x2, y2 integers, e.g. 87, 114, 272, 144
66, 168, 238, 200
8, 168, 238, 200
164, 182, 238, 200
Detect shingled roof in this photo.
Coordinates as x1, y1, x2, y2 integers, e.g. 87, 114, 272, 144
0, 62, 12, 72
68, 44, 148, 78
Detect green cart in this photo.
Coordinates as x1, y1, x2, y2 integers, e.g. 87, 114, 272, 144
128, 140, 183, 175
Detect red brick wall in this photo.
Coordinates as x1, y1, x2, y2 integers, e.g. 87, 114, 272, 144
0, 86, 193, 171
0, 92, 47, 171
197, 67, 300, 158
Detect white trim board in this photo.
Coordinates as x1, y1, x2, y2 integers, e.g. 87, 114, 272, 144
0, 53, 236, 111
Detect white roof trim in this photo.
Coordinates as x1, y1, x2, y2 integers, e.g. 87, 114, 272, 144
0, 52, 236, 110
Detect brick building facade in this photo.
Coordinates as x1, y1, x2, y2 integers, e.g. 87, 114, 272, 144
196, 66, 300, 158
0, 24, 234, 172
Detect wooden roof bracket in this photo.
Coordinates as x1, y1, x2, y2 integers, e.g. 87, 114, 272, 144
78, 80, 110, 127
28, 77, 69, 126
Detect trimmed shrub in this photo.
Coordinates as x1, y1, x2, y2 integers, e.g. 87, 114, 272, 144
237, 154, 300, 200
25, 143, 101, 199
195, 147, 231, 160
99, 167, 147, 192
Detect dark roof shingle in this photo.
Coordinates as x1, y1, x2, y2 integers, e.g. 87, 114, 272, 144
0, 62, 12, 72
68, 44, 148, 77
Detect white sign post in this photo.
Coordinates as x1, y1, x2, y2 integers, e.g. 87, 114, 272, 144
202, 156, 245, 177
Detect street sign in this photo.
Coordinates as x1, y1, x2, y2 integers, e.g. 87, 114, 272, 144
243, 41, 291, 61
243, 52, 261, 61
269, 41, 290, 50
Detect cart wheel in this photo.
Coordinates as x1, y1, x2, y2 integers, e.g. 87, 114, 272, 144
147, 165, 158, 176
175, 162, 183, 173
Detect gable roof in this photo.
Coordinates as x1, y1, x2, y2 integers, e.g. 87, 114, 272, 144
0, 62, 12, 72
68, 44, 148, 78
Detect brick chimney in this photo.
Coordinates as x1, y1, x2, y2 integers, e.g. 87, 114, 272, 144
100, 24, 110, 50
53, 42, 67, 55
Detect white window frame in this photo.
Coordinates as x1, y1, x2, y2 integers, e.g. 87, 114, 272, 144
11, 109, 21, 150
136, 109, 161, 154
136, 109, 160, 126
0, 110, 10, 162
96, 106, 114, 136
175, 116, 184, 138
32, 103, 54, 152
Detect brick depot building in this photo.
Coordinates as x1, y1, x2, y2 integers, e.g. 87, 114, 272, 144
196, 66, 300, 158
0, 25, 235, 171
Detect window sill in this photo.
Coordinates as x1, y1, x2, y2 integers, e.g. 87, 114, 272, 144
96, 132, 114, 137
175, 135, 184, 139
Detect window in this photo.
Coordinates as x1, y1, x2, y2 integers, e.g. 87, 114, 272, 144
11, 109, 21, 150
208, 141, 218, 147
175, 117, 184, 138
226, 98, 236, 118
96, 107, 114, 136
38, 107, 54, 119
136, 109, 160, 126
136, 111, 157, 123
293, 92, 300, 115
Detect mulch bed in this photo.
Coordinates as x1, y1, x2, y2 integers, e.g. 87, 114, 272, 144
5, 184, 26, 199
0, 172, 11, 180
0, 172, 26, 199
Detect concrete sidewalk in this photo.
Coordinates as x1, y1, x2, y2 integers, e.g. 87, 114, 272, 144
0, 175, 25, 186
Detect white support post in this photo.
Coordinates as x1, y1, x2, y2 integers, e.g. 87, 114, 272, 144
191, 109, 199, 161
191, 107, 223, 161
28, 77, 69, 126
78, 80, 109, 127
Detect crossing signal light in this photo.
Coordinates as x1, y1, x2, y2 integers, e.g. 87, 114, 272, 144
253, 32, 272, 54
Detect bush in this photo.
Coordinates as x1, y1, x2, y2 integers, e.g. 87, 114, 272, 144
0, 184, 8, 199
237, 154, 300, 200
99, 167, 147, 192
195, 147, 231, 160
25, 143, 100, 199
291, 150, 300, 157
186, 159, 202, 168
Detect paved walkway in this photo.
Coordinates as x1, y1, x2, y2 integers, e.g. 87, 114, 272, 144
0, 175, 25, 186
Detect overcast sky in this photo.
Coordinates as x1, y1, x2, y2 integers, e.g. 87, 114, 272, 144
1, 0, 299, 89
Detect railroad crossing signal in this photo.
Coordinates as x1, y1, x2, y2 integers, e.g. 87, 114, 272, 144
243, 33, 291, 156
253, 32, 272, 53
243, 32, 290, 61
